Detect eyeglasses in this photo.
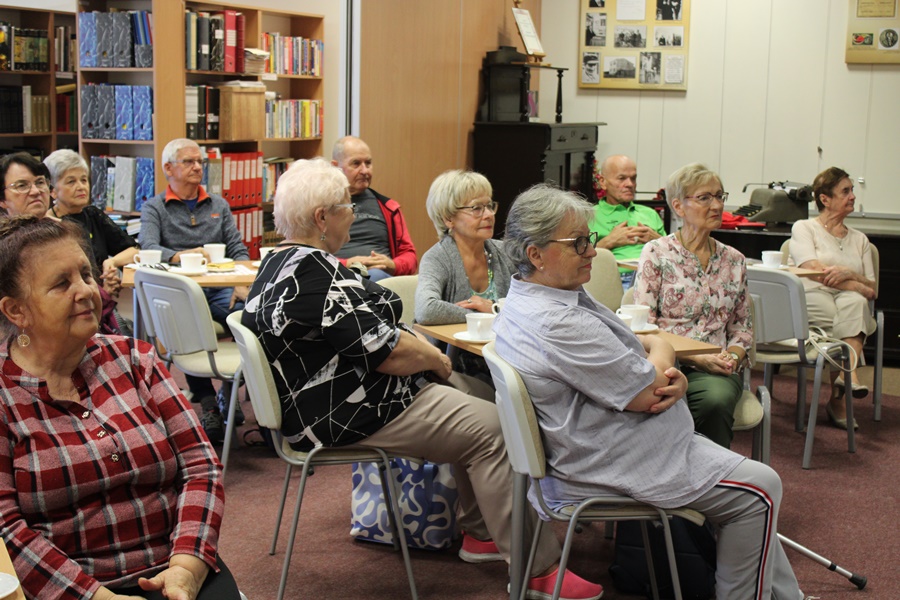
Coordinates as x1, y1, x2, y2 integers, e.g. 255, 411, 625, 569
456, 201, 498, 218
171, 158, 204, 167
5, 178, 49, 195
683, 192, 729, 205
547, 232, 600, 255
332, 202, 358, 214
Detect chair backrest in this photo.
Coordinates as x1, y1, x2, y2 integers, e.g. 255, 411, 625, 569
779, 239, 791, 265
745, 267, 809, 345
226, 311, 282, 430
621, 286, 635, 306
378, 275, 418, 324
132, 268, 219, 357
583, 248, 624, 311
481, 342, 547, 479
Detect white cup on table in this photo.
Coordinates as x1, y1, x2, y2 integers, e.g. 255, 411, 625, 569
204, 243, 227, 264
465, 313, 496, 340
180, 253, 208, 272
616, 304, 650, 331
134, 249, 162, 265
491, 298, 507, 314
761, 250, 782, 268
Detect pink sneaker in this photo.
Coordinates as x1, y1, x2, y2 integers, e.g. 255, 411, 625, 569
525, 568, 603, 600
458, 533, 504, 563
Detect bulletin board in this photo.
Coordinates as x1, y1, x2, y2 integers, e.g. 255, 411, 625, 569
578, 0, 691, 91
845, 0, 900, 63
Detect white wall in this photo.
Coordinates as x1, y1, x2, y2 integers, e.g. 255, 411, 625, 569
539, 0, 900, 220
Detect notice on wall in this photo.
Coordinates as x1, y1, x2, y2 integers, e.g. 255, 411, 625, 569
847, 0, 900, 63
578, 0, 690, 91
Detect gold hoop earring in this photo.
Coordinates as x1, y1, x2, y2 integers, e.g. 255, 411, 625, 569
16, 331, 30, 348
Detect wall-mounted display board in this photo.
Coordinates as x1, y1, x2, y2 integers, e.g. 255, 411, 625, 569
845, 0, 900, 63
578, 0, 690, 91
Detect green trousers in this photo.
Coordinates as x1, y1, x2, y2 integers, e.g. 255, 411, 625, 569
682, 367, 743, 449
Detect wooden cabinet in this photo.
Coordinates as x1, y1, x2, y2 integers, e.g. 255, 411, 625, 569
0, 5, 77, 157
711, 228, 900, 365
473, 122, 603, 235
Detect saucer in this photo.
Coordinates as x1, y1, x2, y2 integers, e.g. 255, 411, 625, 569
0, 572, 20, 598
631, 323, 659, 334
171, 266, 208, 276
251, 260, 262, 267
453, 331, 495, 343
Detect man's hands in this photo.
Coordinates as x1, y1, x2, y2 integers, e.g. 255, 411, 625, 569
344, 251, 396, 275
647, 367, 687, 414
597, 222, 662, 250
230, 286, 250, 309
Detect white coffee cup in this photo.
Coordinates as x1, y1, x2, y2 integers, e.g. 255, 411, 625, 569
135, 249, 162, 265
616, 304, 650, 331
616, 313, 633, 329
259, 247, 274, 261
204, 243, 227, 264
465, 313, 496, 340
761, 250, 782, 268
491, 298, 507, 314
180, 253, 208, 272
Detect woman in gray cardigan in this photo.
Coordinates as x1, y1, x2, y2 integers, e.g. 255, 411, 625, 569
415, 170, 517, 325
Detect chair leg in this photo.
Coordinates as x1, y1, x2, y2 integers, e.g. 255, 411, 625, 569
874, 311, 884, 421
554, 515, 582, 600
276, 453, 318, 600
639, 522, 661, 600
221, 371, 242, 480
796, 366, 807, 432
377, 460, 402, 552
374, 450, 418, 600
510, 473, 530, 600
270, 463, 293, 555
802, 357, 827, 469
656, 514, 683, 600
843, 348, 856, 455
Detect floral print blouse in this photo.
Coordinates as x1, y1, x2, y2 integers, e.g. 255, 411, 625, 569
634, 233, 752, 352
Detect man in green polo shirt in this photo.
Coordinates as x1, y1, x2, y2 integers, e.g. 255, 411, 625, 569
589, 155, 666, 289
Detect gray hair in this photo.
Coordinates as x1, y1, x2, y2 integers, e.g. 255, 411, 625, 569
43, 149, 88, 187
332, 135, 363, 163
425, 170, 493, 239
665, 163, 722, 209
273, 158, 349, 240
161, 138, 201, 167
503, 184, 595, 277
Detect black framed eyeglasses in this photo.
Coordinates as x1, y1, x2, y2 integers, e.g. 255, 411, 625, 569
547, 232, 600, 255
456, 201, 498, 218
683, 192, 729, 205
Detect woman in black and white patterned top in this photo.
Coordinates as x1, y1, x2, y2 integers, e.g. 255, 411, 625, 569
241, 158, 602, 600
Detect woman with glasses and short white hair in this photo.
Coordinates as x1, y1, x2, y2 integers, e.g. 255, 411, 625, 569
634, 163, 752, 449
415, 170, 517, 324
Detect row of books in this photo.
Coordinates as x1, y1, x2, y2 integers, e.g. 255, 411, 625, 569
81, 84, 153, 141
260, 32, 324, 77
185, 85, 220, 140
202, 148, 264, 209
233, 206, 264, 259
261, 157, 294, 204
56, 83, 77, 133
0, 86, 49, 133
185, 9, 245, 73
0, 24, 49, 71
79, 10, 153, 69
89, 155, 155, 213
54, 25, 77, 73
265, 97, 323, 140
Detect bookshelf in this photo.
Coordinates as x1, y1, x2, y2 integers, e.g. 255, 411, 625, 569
0, 5, 77, 158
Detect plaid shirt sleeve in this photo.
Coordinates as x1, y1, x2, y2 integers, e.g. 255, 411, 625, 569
0, 336, 224, 600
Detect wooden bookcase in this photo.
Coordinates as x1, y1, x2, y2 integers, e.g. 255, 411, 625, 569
77, 0, 324, 196
0, 5, 77, 157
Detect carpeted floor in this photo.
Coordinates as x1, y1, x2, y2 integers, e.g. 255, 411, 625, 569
208, 369, 897, 600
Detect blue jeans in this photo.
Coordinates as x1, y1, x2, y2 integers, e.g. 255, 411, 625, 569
366, 268, 392, 282
620, 270, 636, 291
186, 287, 243, 405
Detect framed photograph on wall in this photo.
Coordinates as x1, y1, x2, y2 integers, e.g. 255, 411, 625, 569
578, 0, 691, 91
846, 0, 900, 63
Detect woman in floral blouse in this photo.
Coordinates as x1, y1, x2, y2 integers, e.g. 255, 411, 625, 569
634, 163, 752, 448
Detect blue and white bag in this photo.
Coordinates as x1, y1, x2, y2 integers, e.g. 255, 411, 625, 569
350, 459, 459, 550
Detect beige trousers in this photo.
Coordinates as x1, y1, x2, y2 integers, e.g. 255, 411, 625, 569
357, 375, 561, 575
805, 287, 875, 341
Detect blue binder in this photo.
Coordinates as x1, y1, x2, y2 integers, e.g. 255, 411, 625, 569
132, 85, 153, 141
134, 157, 155, 212
96, 84, 116, 140
78, 12, 97, 68
115, 85, 133, 140
80, 84, 99, 139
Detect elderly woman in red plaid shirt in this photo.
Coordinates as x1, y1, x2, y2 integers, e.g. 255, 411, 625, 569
0, 216, 239, 600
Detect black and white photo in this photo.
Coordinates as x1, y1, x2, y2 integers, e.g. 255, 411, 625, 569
614, 25, 647, 48
603, 55, 636, 79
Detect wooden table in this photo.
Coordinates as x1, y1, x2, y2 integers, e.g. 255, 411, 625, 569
0, 541, 24, 600
413, 322, 720, 359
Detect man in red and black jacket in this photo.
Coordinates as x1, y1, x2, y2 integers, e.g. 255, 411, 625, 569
331, 136, 417, 281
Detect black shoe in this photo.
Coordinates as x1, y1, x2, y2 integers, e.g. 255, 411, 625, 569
216, 387, 245, 427
201, 409, 225, 444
